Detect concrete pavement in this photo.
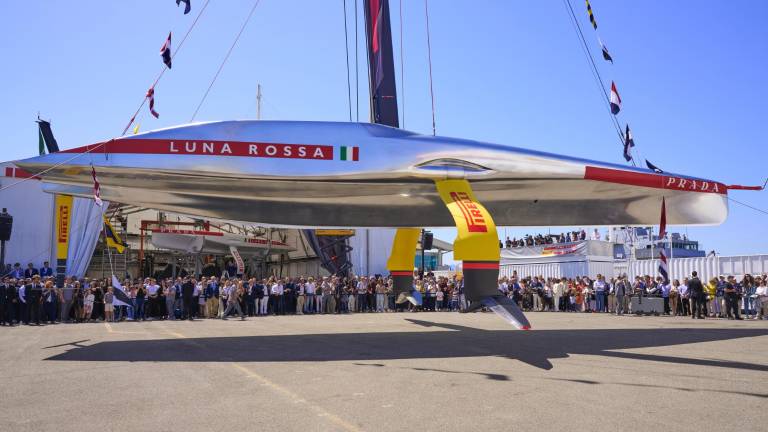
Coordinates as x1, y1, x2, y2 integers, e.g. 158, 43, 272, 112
1, 312, 766, 432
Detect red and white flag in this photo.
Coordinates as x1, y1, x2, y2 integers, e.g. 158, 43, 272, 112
609, 81, 621, 115
91, 166, 103, 207
146, 87, 159, 118
658, 197, 669, 282
160, 32, 172, 69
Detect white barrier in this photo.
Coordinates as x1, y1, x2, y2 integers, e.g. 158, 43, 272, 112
500, 259, 614, 279
500, 254, 768, 281
620, 255, 768, 282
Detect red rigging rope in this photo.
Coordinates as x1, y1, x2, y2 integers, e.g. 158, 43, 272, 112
121, 0, 212, 135
190, 0, 262, 122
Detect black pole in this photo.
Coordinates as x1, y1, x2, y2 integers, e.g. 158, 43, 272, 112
0, 240, 5, 274
420, 229, 425, 277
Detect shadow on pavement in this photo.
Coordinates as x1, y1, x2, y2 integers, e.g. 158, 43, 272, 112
547, 377, 768, 399
44, 319, 768, 371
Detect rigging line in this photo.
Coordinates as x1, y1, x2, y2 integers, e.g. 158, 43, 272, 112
727, 196, 768, 217
399, 0, 405, 129
342, 0, 353, 121
424, 0, 436, 136
355, 0, 359, 122
0, 141, 109, 192
563, 0, 623, 139
121, 0, 212, 135
564, 0, 623, 138
562, 0, 629, 159
190, 0, 262, 122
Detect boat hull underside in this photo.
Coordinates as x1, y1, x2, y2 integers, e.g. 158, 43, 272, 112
36, 168, 727, 228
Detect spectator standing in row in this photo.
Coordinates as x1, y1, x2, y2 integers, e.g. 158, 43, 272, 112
724, 276, 742, 320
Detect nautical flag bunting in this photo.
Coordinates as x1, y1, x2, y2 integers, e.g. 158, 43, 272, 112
623, 124, 634, 162
147, 87, 159, 118
586, 0, 598, 30
111, 276, 133, 307
91, 166, 103, 206
160, 32, 172, 69
599, 38, 613, 63
658, 197, 669, 283
103, 216, 126, 254
646, 160, 663, 173
609, 81, 621, 115
176, 0, 191, 15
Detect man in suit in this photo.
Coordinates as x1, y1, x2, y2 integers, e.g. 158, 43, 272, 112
687, 271, 705, 319
39, 262, 54, 278
181, 276, 196, 321
26, 275, 43, 325
2, 278, 18, 325
0, 276, 8, 325
24, 263, 38, 279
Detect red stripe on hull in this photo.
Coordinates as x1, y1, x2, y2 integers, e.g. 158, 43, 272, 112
61, 139, 334, 161
584, 166, 726, 195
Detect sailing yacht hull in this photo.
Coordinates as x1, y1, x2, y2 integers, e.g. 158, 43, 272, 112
15, 120, 728, 228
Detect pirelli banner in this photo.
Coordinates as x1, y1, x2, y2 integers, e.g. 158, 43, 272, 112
54, 194, 73, 287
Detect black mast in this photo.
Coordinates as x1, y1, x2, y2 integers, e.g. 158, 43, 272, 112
363, 0, 399, 127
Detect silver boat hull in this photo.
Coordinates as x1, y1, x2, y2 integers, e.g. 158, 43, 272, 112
15, 121, 728, 228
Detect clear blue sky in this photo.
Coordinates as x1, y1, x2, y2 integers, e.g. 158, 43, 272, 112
0, 1, 766, 256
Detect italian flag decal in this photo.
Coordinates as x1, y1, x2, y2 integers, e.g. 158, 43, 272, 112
339, 146, 359, 161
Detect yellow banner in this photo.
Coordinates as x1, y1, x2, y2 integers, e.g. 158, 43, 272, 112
315, 229, 356, 236
55, 194, 73, 260
435, 180, 499, 262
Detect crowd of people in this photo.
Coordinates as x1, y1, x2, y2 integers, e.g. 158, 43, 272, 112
503, 229, 600, 248
497, 271, 768, 320
1, 262, 767, 326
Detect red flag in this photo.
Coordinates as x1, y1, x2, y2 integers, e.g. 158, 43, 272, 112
91, 166, 103, 207
609, 81, 621, 115
160, 32, 172, 69
658, 197, 668, 282
146, 87, 159, 118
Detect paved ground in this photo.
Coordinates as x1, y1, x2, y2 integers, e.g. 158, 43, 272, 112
1, 312, 766, 432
